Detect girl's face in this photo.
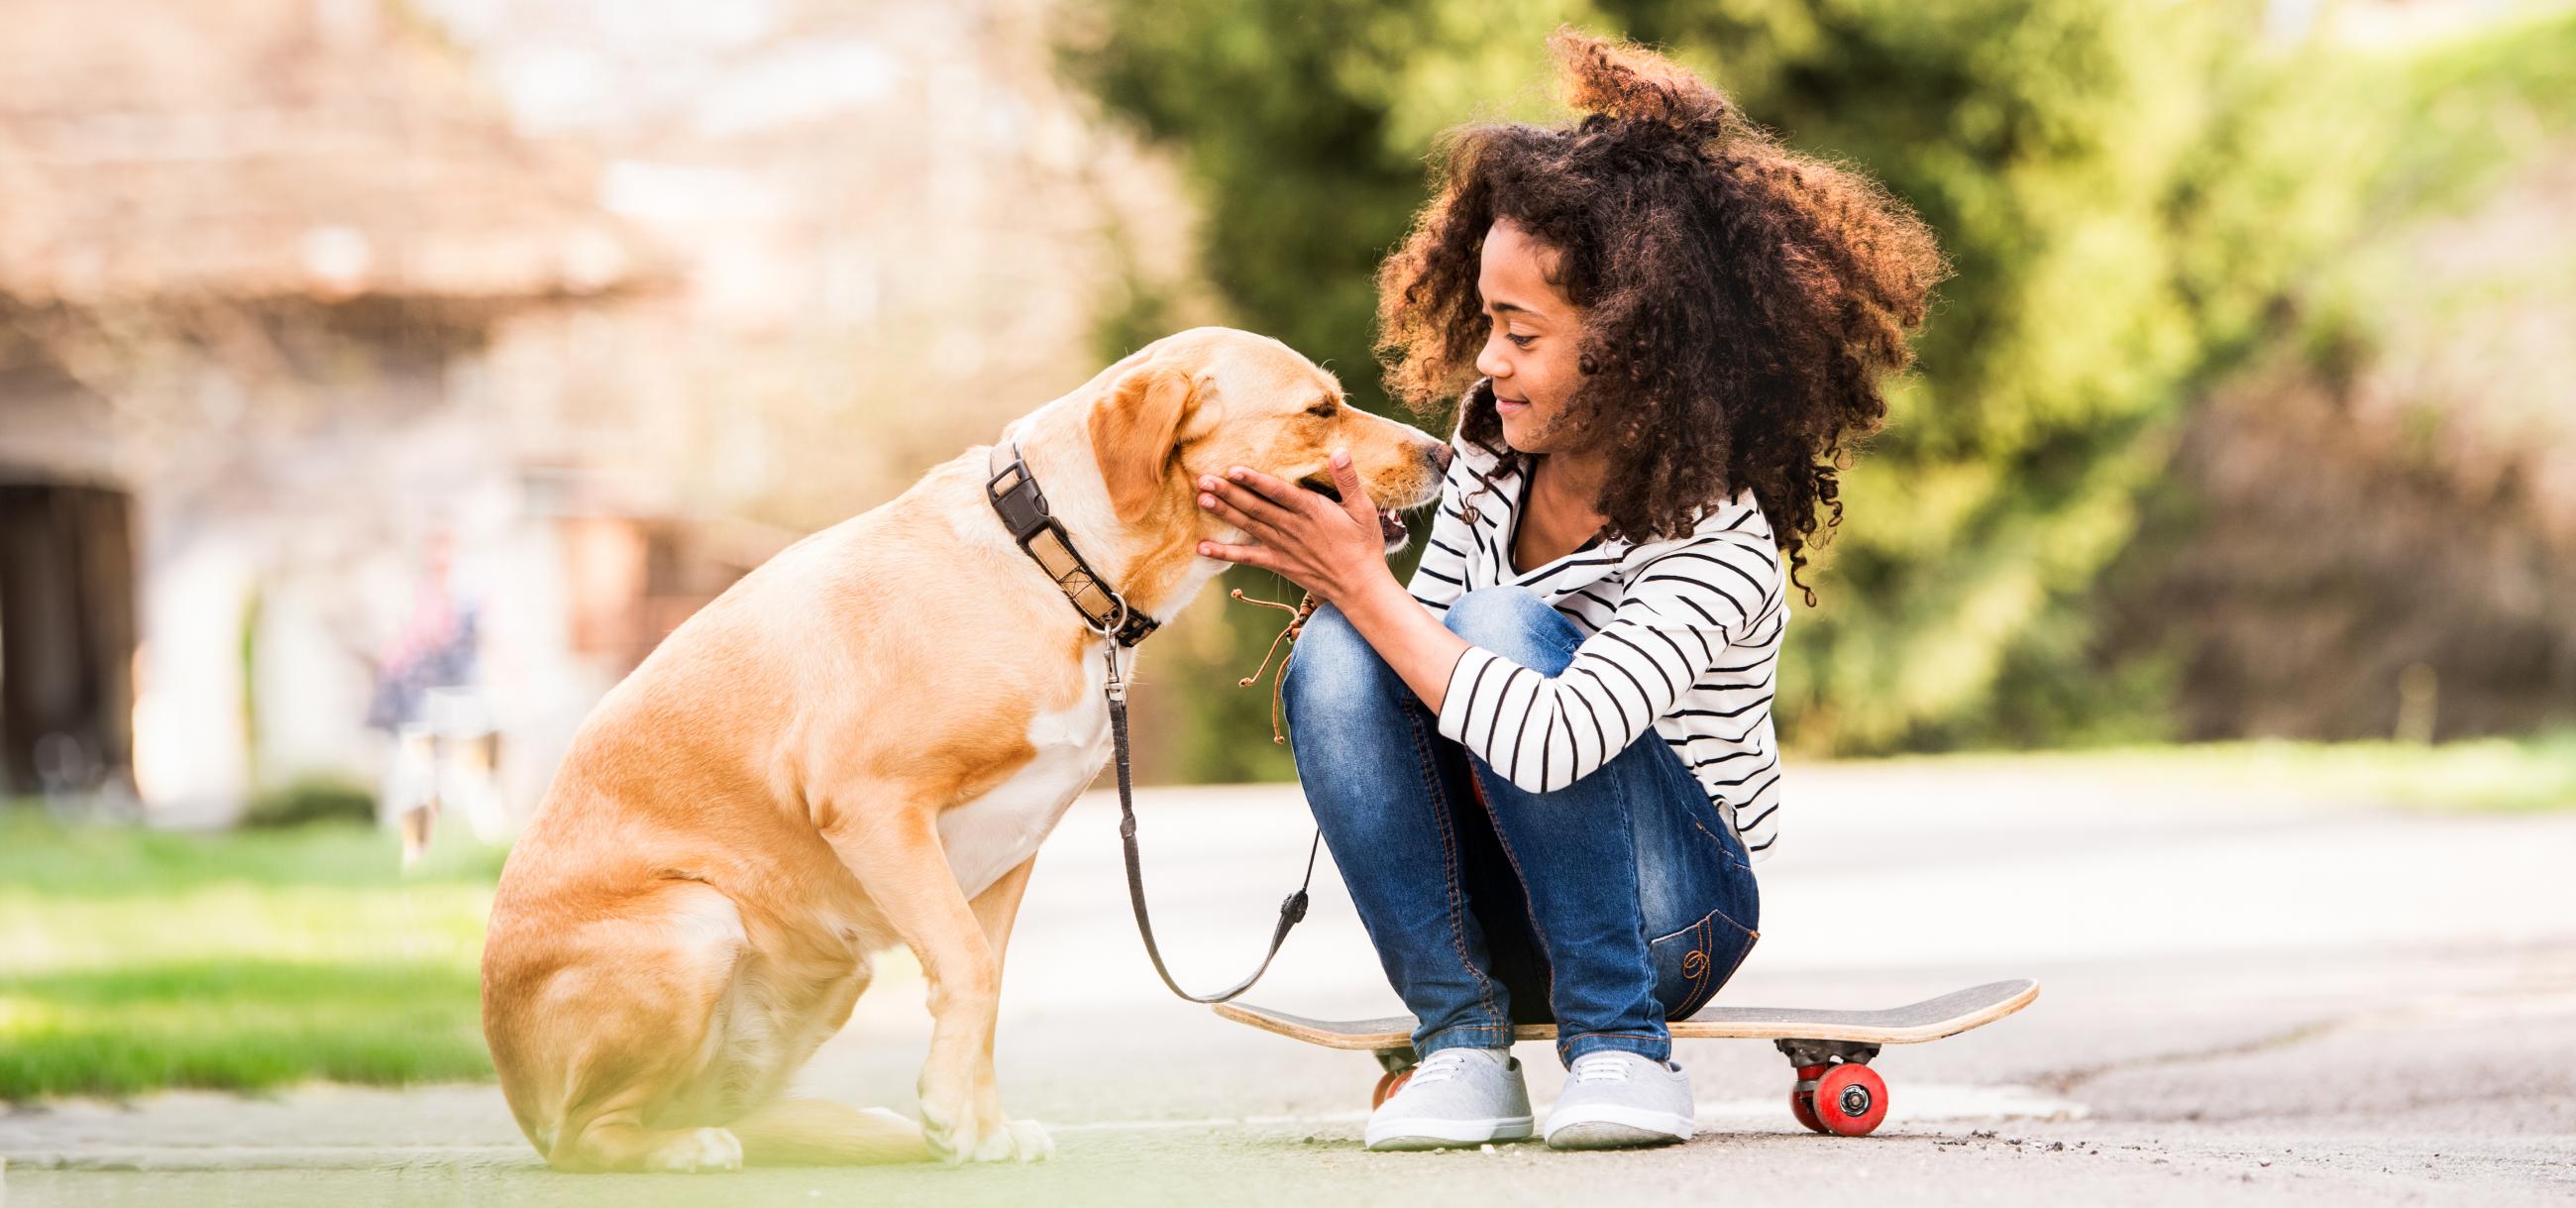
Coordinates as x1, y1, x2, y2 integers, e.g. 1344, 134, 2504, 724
1474, 218, 1589, 455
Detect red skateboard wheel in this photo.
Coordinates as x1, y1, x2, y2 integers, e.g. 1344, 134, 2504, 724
1811, 1063, 1888, 1136
1790, 1088, 1826, 1133
1789, 1062, 1830, 1133
1372, 1067, 1414, 1109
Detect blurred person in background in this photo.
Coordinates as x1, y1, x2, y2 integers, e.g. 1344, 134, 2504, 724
365, 527, 502, 860
1193, 30, 1943, 1152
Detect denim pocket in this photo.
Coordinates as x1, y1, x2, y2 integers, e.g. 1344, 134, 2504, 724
1649, 905, 1759, 1022
1706, 814, 1754, 876
1653, 751, 1755, 878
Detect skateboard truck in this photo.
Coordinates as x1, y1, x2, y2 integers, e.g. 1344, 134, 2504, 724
1773, 1038, 1880, 1067
1775, 1038, 1888, 1137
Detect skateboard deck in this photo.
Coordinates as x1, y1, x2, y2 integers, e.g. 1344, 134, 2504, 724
1218, 978, 2037, 1049
1217, 978, 2040, 1137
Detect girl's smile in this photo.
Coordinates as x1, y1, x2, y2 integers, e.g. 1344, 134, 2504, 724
1475, 218, 1588, 456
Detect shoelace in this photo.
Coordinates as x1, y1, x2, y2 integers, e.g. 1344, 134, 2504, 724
1569, 1053, 1637, 1085
1407, 1050, 1478, 1086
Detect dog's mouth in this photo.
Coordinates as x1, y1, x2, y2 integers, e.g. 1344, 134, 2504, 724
1299, 475, 1409, 547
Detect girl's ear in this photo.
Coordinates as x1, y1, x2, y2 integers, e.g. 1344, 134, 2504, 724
1089, 363, 1201, 524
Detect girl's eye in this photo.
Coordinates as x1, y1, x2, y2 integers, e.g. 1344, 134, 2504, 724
1506, 333, 1536, 349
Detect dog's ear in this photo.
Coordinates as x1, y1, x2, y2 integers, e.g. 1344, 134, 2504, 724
1089, 362, 1202, 525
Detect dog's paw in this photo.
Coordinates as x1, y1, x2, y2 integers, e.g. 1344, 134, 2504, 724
920, 1101, 1051, 1164
652, 1127, 743, 1173
999, 1118, 1053, 1163
920, 1099, 966, 1165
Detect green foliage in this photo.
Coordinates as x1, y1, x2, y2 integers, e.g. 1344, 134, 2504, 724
2358, 5, 2576, 221
2297, 5, 2576, 400
1063, 0, 2493, 762
241, 774, 379, 828
0, 819, 499, 1098
1068, 2, 1609, 778
1610, 2, 2389, 751
1070, 0, 1589, 404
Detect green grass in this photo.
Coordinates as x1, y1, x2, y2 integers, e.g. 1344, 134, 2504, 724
1873, 729, 2576, 814
0, 818, 503, 1099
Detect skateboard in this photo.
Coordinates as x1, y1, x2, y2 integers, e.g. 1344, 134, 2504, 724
1216, 977, 2039, 1137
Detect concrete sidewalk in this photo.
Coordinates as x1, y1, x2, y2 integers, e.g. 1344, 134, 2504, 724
6, 762, 2573, 1205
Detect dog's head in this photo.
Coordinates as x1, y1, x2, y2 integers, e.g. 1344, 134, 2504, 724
1088, 327, 1447, 553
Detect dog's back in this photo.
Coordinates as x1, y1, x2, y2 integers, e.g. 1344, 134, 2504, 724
480, 501, 942, 1170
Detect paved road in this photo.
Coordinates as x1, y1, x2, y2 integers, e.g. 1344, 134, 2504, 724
6, 760, 2573, 1205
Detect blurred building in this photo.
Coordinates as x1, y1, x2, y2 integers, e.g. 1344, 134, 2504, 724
414, 0, 1202, 526
0, 0, 1199, 822
0, 0, 676, 820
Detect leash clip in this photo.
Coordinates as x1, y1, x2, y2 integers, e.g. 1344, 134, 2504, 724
1102, 637, 1127, 704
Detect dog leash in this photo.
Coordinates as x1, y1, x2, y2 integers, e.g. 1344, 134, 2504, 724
1101, 629, 1322, 1004
986, 435, 1317, 1004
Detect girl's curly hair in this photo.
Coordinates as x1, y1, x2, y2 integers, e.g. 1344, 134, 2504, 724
1375, 28, 1947, 604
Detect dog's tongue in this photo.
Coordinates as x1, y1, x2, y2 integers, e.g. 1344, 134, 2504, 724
1378, 508, 1407, 543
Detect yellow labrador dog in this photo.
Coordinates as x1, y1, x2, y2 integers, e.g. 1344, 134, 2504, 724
481, 327, 1447, 1171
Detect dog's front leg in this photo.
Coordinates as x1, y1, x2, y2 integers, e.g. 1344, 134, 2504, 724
823, 809, 1049, 1164
966, 855, 1040, 1142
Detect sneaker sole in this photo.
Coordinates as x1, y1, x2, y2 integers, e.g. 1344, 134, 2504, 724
1543, 1104, 1693, 1151
1544, 1121, 1686, 1151
1364, 1116, 1535, 1152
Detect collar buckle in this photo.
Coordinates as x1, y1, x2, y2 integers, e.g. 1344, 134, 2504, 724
987, 458, 1054, 546
986, 438, 1162, 648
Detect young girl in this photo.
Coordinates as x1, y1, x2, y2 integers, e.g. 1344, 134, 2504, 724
1191, 30, 1942, 1151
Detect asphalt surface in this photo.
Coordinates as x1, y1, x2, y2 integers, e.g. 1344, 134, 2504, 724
6, 759, 2573, 1206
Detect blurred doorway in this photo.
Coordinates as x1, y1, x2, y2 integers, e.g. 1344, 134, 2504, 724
0, 481, 137, 799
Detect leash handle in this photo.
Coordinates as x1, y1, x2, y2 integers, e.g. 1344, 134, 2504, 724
1106, 648, 1318, 1004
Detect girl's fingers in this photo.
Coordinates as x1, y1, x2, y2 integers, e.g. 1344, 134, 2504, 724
1327, 450, 1374, 527
1198, 538, 1278, 574
1224, 467, 1318, 520
1205, 475, 1298, 529
1199, 491, 1284, 545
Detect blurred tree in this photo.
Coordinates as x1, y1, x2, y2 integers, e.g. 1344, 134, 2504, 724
1063, 0, 2392, 765
1607, 1, 2387, 751
2093, 8, 2576, 744
1068, 0, 1600, 779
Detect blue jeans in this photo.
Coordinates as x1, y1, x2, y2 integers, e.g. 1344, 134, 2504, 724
1281, 586, 1762, 1066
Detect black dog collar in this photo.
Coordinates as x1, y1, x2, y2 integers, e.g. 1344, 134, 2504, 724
985, 437, 1161, 648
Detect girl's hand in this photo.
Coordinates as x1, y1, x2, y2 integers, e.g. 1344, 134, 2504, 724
1193, 449, 1393, 606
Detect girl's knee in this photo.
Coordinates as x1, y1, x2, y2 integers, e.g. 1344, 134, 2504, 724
1442, 588, 1574, 670
1282, 604, 1396, 712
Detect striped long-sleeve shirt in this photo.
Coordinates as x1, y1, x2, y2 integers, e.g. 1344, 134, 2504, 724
1409, 411, 1791, 863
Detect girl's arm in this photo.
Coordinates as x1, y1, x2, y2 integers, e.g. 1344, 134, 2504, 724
1197, 455, 1782, 787
1196, 450, 1473, 714
1426, 531, 1781, 795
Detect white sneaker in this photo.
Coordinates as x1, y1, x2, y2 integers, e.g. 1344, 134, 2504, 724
1543, 1050, 1695, 1150
1364, 1047, 1534, 1152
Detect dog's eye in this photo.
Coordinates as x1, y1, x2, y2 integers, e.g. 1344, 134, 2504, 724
1306, 403, 1338, 418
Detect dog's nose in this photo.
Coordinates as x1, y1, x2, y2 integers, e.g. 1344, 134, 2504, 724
1428, 442, 1453, 472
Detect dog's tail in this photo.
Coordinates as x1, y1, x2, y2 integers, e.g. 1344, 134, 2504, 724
731, 1099, 927, 1165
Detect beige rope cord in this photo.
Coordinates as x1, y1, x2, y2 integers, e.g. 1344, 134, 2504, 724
1229, 588, 1321, 745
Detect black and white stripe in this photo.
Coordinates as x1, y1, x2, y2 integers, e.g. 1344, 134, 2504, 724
1408, 417, 1789, 863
